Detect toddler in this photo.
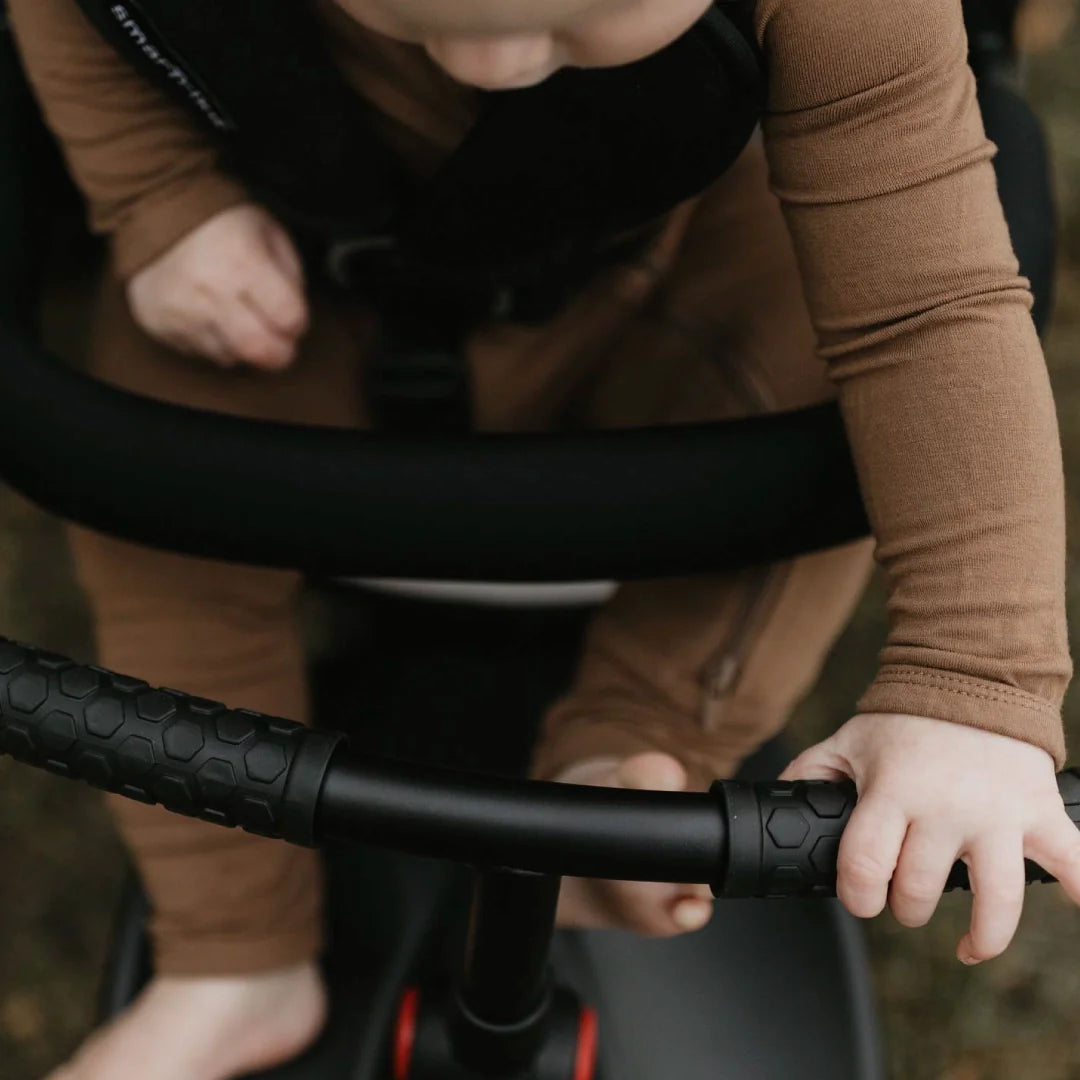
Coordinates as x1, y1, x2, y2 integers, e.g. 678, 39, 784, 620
8, 1, 1080, 1078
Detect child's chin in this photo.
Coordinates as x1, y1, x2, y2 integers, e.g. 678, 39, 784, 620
449, 61, 565, 92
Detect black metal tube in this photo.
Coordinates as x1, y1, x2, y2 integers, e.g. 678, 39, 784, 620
316, 754, 727, 883
461, 869, 561, 1026
452, 868, 564, 1075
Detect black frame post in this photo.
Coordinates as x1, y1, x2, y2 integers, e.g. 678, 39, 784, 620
452, 867, 562, 1074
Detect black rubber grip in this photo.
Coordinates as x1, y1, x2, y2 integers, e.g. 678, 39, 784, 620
0, 638, 343, 846
714, 773, 1080, 899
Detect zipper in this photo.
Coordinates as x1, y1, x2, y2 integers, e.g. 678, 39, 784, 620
700, 562, 791, 733
719, 347, 774, 417
698, 337, 788, 733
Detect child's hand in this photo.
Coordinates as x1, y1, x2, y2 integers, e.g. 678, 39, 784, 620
555, 753, 715, 936
782, 714, 1080, 963
127, 204, 309, 371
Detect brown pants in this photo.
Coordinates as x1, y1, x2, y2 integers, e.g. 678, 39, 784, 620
69, 140, 874, 976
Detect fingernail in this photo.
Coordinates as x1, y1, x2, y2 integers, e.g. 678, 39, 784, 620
673, 900, 712, 932
958, 952, 979, 967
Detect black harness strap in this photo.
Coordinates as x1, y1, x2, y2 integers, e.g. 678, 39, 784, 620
83, 1, 411, 237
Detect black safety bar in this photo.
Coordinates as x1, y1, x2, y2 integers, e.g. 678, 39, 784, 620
0, 329, 869, 581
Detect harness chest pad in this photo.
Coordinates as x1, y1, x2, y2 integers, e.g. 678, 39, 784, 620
72, 1, 766, 291
398, 5, 767, 280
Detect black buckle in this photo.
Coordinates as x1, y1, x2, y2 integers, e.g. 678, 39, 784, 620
325, 234, 583, 327
325, 233, 398, 293
325, 218, 664, 331
365, 322, 473, 434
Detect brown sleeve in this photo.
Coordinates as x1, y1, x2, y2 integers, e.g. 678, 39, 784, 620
6, 0, 247, 278
755, 0, 1072, 765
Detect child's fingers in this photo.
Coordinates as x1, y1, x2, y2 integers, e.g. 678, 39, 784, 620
956, 835, 1025, 964
262, 216, 307, 288
888, 825, 958, 928
162, 324, 235, 368
612, 880, 705, 936
559, 878, 703, 936
674, 882, 715, 926
219, 301, 297, 370
614, 752, 687, 792
194, 324, 239, 368
1026, 811, 1080, 905
778, 744, 850, 783
556, 753, 713, 936
616, 754, 714, 929
835, 799, 907, 919
671, 895, 714, 933
241, 269, 309, 339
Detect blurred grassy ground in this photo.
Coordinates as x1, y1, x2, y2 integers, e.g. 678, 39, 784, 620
2, 16, 1080, 1080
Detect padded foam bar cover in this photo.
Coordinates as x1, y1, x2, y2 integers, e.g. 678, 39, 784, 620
0, 330, 869, 580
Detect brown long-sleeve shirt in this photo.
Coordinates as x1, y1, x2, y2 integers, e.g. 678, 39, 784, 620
9, 0, 1073, 765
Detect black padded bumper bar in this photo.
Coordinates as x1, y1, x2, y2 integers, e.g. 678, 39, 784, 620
0, 330, 869, 581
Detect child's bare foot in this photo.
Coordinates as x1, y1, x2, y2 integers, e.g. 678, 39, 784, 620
46, 962, 326, 1080
554, 752, 715, 936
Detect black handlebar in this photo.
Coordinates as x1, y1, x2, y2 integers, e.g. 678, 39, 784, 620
2, 637, 1077, 898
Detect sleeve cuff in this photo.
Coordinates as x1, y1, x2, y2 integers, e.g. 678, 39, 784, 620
110, 171, 250, 281
857, 664, 1067, 769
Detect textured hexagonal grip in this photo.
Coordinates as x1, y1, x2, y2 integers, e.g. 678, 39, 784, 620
714, 779, 857, 899
714, 773, 1080, 899
0, 638, 343, 846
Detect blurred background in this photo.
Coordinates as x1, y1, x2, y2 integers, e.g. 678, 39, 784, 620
1, 3, 1080, 1078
